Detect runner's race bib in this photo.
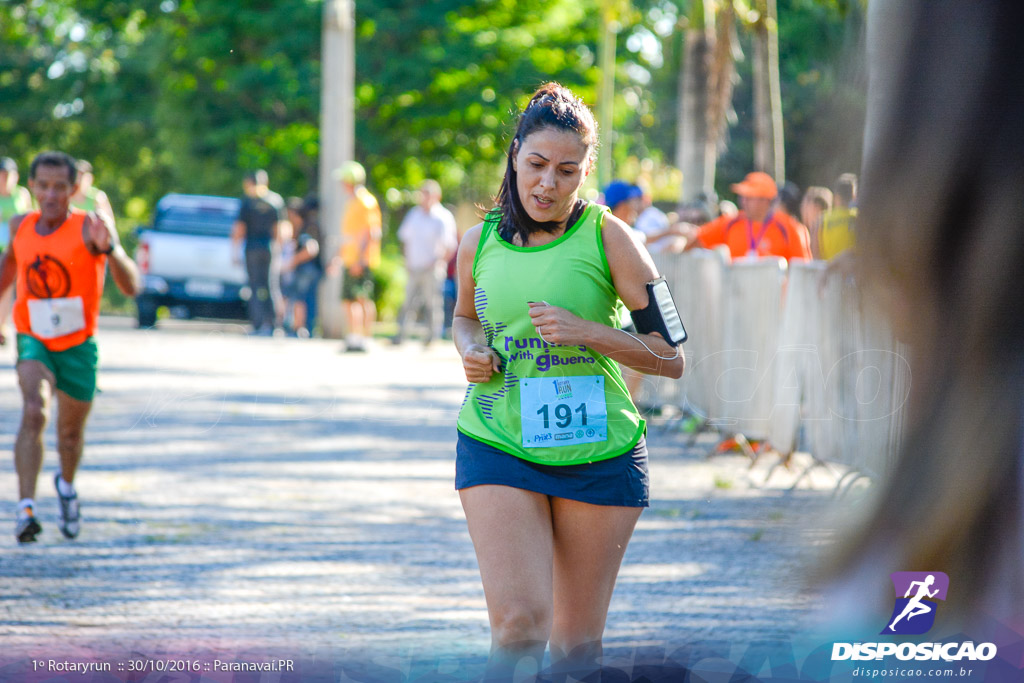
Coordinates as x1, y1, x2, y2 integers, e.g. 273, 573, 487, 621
520, 375, 608, 448
27, 296, 86, 339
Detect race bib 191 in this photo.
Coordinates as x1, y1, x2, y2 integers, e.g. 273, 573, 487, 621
27, 296, 86, 339
520, 375, 608, 448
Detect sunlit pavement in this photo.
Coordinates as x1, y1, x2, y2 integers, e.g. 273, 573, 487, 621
0, 316, 838, 669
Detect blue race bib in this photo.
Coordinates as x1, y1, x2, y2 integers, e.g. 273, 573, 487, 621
520, 375, 608, 448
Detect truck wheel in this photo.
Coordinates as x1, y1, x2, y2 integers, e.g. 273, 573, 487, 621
137, 296, 158, 328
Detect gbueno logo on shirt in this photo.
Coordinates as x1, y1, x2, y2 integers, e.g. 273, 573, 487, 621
831, 571, 997, 662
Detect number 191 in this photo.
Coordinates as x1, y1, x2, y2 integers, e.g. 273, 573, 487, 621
537, 403, 587, 429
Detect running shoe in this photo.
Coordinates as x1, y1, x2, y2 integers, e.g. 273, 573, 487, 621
54, 473, 80, 539
15, 506, 42, 543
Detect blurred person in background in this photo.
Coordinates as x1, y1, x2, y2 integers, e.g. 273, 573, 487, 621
800, 186, 833, 259
680, 171, 812, 262
777, 180, 803, 223
281, 195, 322, 338
70, 160, 115, 227
633, 180, 688, 255
601, 179, 642, 228
678, 200, 713, 229
393, 179, 457, 346
441, 235, 460, 341
0, 157, 32, 346
276, 201, 298, 332
819, 172, 858, 261
826, 0, 1023, 629
330, 161, 381, 353
0, 157, 33, 243
232, 169, 285, 336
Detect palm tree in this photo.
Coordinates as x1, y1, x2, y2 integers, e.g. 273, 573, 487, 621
597, 0, 633, 189
676, 0, 785, 201
676, 0, 739, 202
751, 0, 784, 181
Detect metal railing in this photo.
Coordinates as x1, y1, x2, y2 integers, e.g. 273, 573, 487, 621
642, 251, 910, 484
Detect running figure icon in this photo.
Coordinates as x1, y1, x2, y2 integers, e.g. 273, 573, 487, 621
888, 574, 939, 631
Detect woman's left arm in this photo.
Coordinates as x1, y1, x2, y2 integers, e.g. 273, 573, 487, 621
526, 214, 684, 378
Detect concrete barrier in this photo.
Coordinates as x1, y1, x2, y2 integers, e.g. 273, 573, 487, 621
649, 249, 727, 418
715, 257, 788, 439
647, 250, 909, 478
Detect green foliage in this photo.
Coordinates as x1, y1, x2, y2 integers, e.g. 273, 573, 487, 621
611, 0, 685, 172
716, 0, 867, 194
1, 0, 866, 236
356, 0, 602, 206
1, 2, 170, 221
371, 245, 405, 322
150, 0, 321, 196
778, 0, 866, 189
0, 0, 320, 217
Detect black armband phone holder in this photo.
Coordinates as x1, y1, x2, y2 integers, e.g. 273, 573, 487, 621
629, 277, 688, 346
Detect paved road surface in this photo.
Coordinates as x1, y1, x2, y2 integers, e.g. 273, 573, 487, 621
0, 317, 838, 679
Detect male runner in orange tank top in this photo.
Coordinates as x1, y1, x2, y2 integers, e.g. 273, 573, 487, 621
0, 151, 140, 543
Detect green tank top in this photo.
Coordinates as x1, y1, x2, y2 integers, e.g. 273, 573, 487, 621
71, 188, 98, 214
456, 202, 644, 465
0, 187, 31, 250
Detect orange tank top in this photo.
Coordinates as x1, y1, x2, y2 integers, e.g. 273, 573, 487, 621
12, 211, 106, 351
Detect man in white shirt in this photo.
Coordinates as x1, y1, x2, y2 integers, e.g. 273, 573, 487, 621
634, 182, 686, 254
394, 180, 458, 345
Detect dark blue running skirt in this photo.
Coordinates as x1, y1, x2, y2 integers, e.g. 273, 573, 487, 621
455, 431, 649, 507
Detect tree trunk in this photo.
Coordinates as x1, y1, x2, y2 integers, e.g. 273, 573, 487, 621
676, 22, 710, 201
752, 0, 784, 183
597, 0, 632, 190
676, 0, 714, 203
597, 4, 618, 191
319, 0, 355, 339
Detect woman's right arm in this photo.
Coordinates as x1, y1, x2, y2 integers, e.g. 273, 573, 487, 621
453, 224, 501, 383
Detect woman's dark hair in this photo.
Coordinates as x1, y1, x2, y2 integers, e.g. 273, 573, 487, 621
494, 82, 598, 245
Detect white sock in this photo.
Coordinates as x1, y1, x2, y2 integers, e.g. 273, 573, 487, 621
57, 476, 75, 497
18, 498, 34, 513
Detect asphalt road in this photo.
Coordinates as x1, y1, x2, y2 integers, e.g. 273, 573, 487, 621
0, 317, 840, 680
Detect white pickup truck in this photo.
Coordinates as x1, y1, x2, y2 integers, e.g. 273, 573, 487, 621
134, 194, 249, 327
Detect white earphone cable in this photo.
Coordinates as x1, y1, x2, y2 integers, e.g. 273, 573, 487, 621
617, 328, 681, 360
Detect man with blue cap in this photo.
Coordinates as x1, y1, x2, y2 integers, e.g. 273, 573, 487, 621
602, 180, 643, 227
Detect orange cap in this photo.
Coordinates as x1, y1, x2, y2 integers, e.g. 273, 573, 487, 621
730, 172, 777, 199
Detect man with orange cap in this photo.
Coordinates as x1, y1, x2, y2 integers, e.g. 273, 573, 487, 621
682, 171, 811, 262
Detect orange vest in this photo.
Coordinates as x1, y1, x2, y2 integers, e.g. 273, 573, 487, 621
696, 211, 812, 262
12, 211, 106, 351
